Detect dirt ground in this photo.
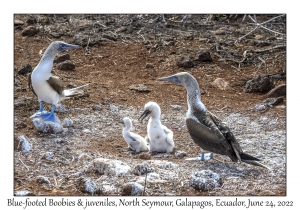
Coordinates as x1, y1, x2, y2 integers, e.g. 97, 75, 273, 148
14, 14, 286, 196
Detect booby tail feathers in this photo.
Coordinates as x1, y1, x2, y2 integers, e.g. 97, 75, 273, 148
62, 84, 89, 98
240, 153, 261, 161
240, 153, 270, 170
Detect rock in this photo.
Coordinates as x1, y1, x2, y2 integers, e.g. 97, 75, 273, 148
122, 182, 144, 196
57, 60, 76, 71
42, 152, 54, 161
54, 54, 70, 64
82, 129, 91, 133
244, 75, 274, 93
37, 176, 50, 184
129, 84, 151, 92
134, 162, 154, 175
256, 97, 284, 111
194, 51, 212, 63
192, 170, 222, 191
170, 105, 183, 110
211, 78, 230, 90
93, 158, 131, 176
54, 104, 66, 113
63, 118, 73, 128
255, 104, 267, 111
109, 104, 119, 114
115, 26, 127, 33
26, 16, 37, 25
145, 63, 154, 68
76, 177, 99, 194
255, 34, 264, 40
14, 98, 26, 109
17, 135, 32, 152
175, 150, 187, 158
14, 19, 24, 26
215, 29, 226, 35
22, 26, 38, 36
32, 117, 63, 134
265, 84, 286, 98
177, 56, 194, 68
17, 64, 32, 75
93, 104, 103, 111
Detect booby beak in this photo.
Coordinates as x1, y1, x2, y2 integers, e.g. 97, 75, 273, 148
58, 43, 80, 52
119, 119, 125, 124
157, 75, 181, 85
139, 109, 151, 121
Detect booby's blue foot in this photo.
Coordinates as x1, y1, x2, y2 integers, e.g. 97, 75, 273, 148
39, 105, 57, 122
185, 152, 214, 161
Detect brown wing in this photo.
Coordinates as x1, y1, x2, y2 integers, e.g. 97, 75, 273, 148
47, 75, 63, 94
27, 72, 37, 96
186, 110, 240, 161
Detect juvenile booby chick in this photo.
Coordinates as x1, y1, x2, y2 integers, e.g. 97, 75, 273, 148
28, 41, 88, 121
158, 72, 269, 169
139, 102, 174, 153
122, 117, 148, 153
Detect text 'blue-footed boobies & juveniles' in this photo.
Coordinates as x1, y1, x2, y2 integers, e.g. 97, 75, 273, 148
158, 72, 269, 169
122, 117, 148, 153
139, 102, 174, 153
28, 41, 88, 122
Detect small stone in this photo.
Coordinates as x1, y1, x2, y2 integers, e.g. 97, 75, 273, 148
244, 75, 274, 93
22, 26, 38, 36
26, 16, 37, 25
177, 56, 194, 68
37, 176, 50, 184
57, 60, 76, 71
211, 78, 230, 90
82, 129, 91, 133
17, 64, 32, 75
192, 170, 222, 191
93, 158, 130, 176
129, 84, 151, 92
194, 51, 212, 63
215, 29, 225, 35
115, 26, 127, 33
109, 104, 119, 114
63, 118, 73, 128
93, 104, 103, 111
32, 117, 63, 133
43, 152, 54, 160
76, 177, 99, 194
255, 103, 267, 111
54, 54, 70, 64
14, 19, 24, 26
122, 182, 144, 196
175, 150, 187, 158
145, 63, 154, 68
170, 105, 183, 110
134, 162, 154, 175
255, 34, 264, 40
17, 135, 32, 152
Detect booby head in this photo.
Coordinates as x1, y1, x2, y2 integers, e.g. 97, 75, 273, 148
48, 41, 80, 53
157, 72, 198, 87
139, 102, 161, 121
122, 117, 132, 128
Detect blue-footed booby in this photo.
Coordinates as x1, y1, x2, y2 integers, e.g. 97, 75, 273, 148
28, 41, 88, 122
122, 117, 148, 153
158, 72, 269, 169
139, 102, 174, 153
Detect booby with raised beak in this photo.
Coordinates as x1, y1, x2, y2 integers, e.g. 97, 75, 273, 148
139, 102, 174, 153
28, 41, 88, 122
122, 117, 148, 153
157, 72, 269, 169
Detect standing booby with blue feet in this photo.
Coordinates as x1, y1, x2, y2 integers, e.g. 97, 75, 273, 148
28, 41, 88, 122
158, 72, 269, 169
139, 102, 174, 153
122, 117, 148, 153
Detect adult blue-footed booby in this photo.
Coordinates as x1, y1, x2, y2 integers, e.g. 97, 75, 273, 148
122, 117, 148, 153
158, 72, 269, 169
139, 102, 174, 153
28, 41, 88, 122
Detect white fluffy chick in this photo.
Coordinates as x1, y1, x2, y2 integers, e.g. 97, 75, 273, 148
139, 102, 174, 153
122, 117, 148, 153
